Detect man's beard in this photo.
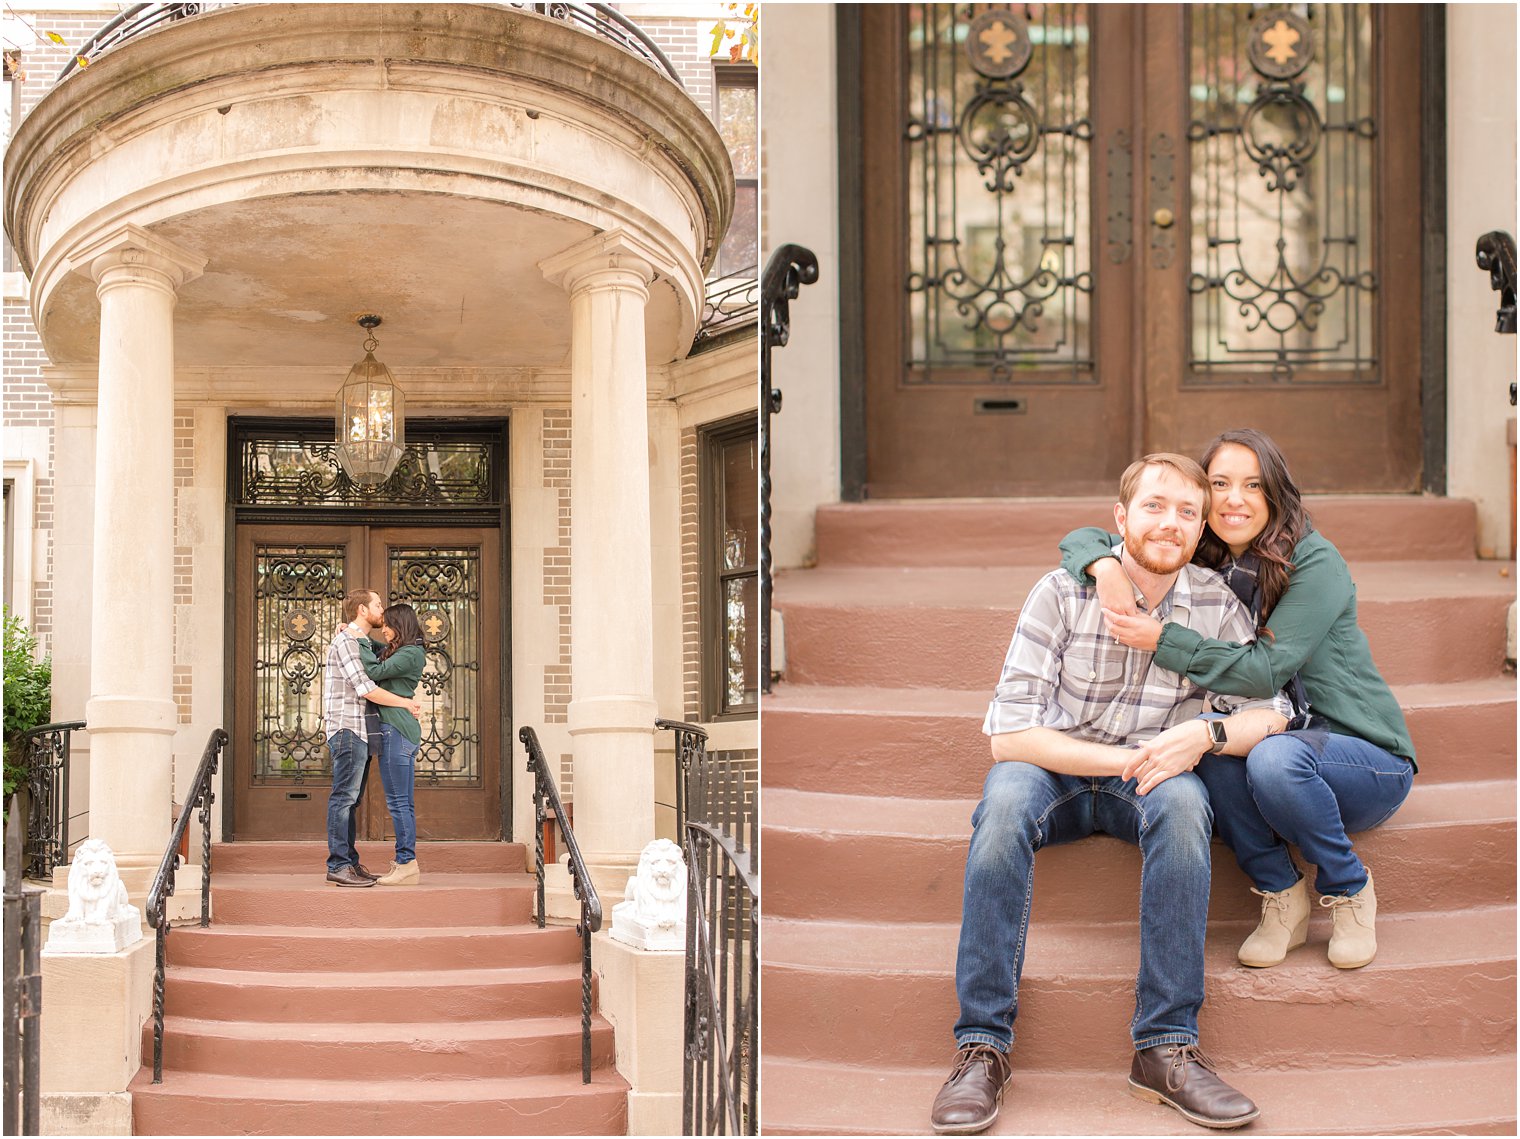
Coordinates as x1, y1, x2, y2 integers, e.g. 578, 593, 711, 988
1124, 530, 1192, 575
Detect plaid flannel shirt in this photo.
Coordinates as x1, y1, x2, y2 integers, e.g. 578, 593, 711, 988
983, 552, 1290, 745
323, 626, 378, 743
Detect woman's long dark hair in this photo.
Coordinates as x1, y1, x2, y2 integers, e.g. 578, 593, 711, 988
378, 603, 425, 662
1193, 428, 1312, 625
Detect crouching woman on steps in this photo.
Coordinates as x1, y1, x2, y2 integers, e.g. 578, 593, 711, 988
1059, 428, 1417, 970
359, 603, 428, 886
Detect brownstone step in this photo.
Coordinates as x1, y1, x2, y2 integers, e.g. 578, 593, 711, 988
149, 1014, 615, 1080
209, 872, 535, 927
760, 677, 1516, 796
759, 1054, 1517, 1135
777, 561, 1515, 689
813, 496, 1481, 568
761, 908, 1517, 1071
211, 840, 528, 875
130, 1069, 628, 1136
166, 922, 583, 971
762, 781, 1516, 924
164, 962, 590, 1023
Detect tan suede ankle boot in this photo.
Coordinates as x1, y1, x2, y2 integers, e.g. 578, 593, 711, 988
1321, 868, 1377, 968
1237, 877, 1310, 968
376, 859, 420, 886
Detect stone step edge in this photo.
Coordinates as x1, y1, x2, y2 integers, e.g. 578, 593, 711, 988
157, 1013, 612, 1039
130, 1070, 630, 1099
166, 963, 579, 986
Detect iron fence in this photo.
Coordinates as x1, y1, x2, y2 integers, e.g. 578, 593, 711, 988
693, 268, 760, 350
519, 726, 600, 1084
3, 796, 43, 1137
658, 719, 758, 1135
20, 720, 86, 880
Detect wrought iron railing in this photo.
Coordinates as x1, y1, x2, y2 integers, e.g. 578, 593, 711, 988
3, 795, 43, 1137
519, 725, 601, 1084
146, 728, 227, 1084
19, 719, 86, 880
693, 268, 760, 350
657, 719, 758, 1135
53, 2, 682, 86
759, 244, 820, 694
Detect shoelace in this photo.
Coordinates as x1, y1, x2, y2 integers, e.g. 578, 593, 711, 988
1319, 892, 1362, 911
949, 1044, 1004, 1083
1249, 885, 1294, 912
1163, 1044, 1218, 1093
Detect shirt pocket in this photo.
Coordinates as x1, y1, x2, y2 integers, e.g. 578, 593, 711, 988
1060, 646, 1127, 703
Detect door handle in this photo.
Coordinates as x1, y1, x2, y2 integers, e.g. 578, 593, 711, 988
1152, 208, 1175, 229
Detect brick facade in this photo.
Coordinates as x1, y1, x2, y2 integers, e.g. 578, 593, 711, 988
541, 408, 573, 725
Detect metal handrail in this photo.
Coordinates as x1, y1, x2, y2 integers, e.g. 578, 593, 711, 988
759, 244, 821, 693
654, 717, 709, 843
53, 2, 682, 87
518, 725, 600, 1084
146, 728, 227, 1084
3, 796, 43, 1137
19, 720, 86, 879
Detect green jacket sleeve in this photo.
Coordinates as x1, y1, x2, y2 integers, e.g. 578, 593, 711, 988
1154, 535, 1351, 698
1058, 527, 1122, 584
357, 639, 426, 683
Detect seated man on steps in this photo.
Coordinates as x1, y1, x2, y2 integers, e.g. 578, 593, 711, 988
931, 454, 1290, 1135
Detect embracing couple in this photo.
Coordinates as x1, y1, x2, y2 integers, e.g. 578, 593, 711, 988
322, 588, 430, 889
932, 429, 1417, 1134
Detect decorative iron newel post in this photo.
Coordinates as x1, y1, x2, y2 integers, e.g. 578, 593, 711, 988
1475, 231, 1517, 405
759, 245, 820, 694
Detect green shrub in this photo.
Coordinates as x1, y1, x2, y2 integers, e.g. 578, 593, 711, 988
3, 608, 52, 801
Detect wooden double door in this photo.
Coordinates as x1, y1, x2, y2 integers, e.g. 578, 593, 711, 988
858, 4, 1426, 497
231, 523, 503, 841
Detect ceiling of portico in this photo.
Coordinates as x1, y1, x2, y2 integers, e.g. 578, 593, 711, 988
38, 192, 686, 370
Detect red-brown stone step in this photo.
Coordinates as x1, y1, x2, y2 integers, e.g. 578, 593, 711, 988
762, 781, 1517, 924
166, 922, 581, 972
130, 1069, 628, 1136
777, 561, 1515, 689
760, 677, 1516, 797
758, 1054, 1517, 1135
211, 840, 527, 875
164, 963, 589, 1023
813, 496, 1481, 568
210, 872, 535, 927
760, 908, 1517, 1071
148, 1014, 615, 1080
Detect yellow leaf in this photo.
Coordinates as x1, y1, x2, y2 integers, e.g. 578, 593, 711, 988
45, 30, 66, 45
708, 21, 726, 56
75, 54, 89, 68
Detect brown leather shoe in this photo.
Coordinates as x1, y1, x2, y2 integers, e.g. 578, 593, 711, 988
930, 1044, 1011, 1135
353, 862, 380, 881
326, 865, 375, 888
1129, 1044, 1258, 1129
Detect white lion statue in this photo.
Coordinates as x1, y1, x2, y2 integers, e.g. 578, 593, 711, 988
610, 838, 687, 950
46, 838, 143, 954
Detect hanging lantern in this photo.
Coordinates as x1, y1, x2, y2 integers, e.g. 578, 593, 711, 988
335, 314, 406, 486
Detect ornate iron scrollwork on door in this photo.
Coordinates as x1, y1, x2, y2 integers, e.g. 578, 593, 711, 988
1186, 5, 1378, 382
252, 547, 346, 782
906, 4, 1094, 383
390, 549, 482, 786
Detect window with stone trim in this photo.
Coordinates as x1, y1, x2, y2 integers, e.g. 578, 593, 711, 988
712, 61, 757, 277
700, 416, 758, 720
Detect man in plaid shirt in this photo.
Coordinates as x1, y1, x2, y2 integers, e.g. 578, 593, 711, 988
931, 455, 1291, 1135
324, 588, 422, 888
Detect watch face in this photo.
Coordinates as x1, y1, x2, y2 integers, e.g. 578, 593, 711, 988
1209, 720, 1228, 748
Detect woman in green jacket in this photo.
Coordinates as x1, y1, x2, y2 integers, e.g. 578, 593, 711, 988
1060, 428, 1415, 970
358, 603, 428, 886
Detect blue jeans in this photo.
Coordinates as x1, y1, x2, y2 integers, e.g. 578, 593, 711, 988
1196, 730, 1413, 897
326, 729, 372, 874
954, 761, 1213, 1054
376, 723, 418, 865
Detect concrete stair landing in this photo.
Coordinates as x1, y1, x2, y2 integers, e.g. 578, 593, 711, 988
130, 841, 627, 1136
763, 495, 1517, 1135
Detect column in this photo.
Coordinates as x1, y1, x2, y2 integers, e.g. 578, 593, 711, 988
65, 224, 205, 870
541, 229, 669, 902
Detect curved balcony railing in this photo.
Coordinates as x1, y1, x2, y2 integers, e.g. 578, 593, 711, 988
53, 2, 683, 87
693, 267, 760, 351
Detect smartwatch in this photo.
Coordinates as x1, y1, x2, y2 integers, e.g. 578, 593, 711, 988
1206, 719, 1228, 754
